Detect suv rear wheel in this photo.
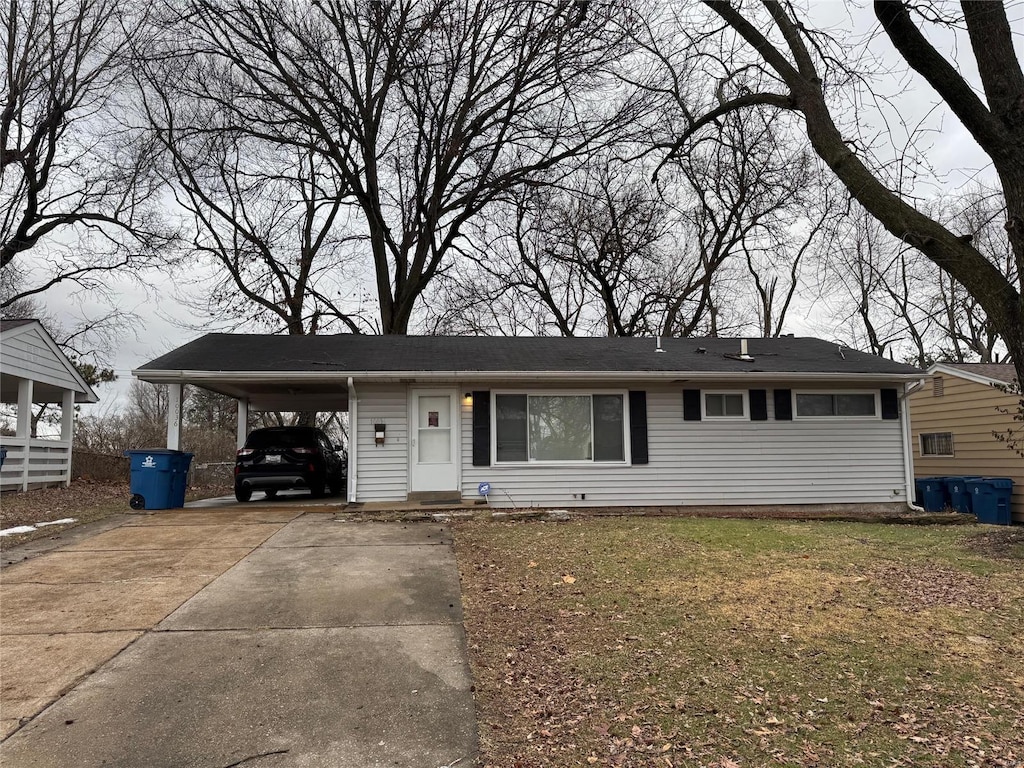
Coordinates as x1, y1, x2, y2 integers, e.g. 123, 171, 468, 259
234, 483, 252, 503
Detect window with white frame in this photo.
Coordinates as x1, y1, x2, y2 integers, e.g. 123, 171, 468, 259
702, 391, 748, 419
794, 391, 878, 418
494, 393, 626, 463
920, 432, 954, 456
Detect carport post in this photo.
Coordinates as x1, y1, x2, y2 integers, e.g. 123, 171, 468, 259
166, 383, 184, 451
236, 397, 249, 448
17, 378, 32, 490
61, 389, 75, 487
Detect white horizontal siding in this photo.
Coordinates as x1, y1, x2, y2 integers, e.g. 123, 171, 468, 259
459, 382, 907, 508
354, 384, 408, 502
1, 327, 81, 390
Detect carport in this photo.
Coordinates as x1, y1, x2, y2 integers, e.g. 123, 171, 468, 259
133, 364, 354, 498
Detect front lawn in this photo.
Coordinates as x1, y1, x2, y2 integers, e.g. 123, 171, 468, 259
454, 518, 1024, 768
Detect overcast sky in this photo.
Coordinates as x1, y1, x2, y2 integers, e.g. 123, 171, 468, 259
28, 2, 1019, 418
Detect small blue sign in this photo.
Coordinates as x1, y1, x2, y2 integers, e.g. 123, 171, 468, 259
478, 482, 491, 497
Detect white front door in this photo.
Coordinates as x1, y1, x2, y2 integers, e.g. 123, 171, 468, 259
408, 389, 459, 493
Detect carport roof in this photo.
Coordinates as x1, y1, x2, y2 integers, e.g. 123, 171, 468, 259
136, 333, 922, 380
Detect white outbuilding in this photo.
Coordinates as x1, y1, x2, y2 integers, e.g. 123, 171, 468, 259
1, 319, 99, 491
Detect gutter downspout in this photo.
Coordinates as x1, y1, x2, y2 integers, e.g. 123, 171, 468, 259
900, 379, 927, 512
347, 377, 357, 504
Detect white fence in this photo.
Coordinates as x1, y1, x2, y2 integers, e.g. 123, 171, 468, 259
0, 437, 72, 491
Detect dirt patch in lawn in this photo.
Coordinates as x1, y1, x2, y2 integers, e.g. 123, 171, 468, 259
454, 517, 1024, 768
961, 527, 1024, 560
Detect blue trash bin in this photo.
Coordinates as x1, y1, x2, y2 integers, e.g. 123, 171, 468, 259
124, 450, 194, 510
945, 476, 982, 514
966, 478, 1014, 525
918, 477, 951, 512
0, 446, 6, 468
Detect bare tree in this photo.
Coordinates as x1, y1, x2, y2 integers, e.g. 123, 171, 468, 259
930, 189, 1016, 363
153, 0, 648, 334
138, 61, 371, 335
820, 190, 1016, 367
820, 207, 936, 365
662, 0, 1024, 386
433, 101, 837, 340
430, 159, 689, 337
1, 0, 171, 309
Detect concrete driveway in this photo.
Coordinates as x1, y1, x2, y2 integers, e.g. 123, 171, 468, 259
0, 508, 478, 767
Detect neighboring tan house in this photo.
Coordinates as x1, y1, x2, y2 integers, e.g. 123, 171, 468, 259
910, 363, 1022, 522
0, 319, 99, 491
135, 334, 924, 511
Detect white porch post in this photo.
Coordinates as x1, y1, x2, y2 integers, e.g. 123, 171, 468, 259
62, 389, 75, 487
236, 397, 249, 448
167, 383, 184, 451
17, 378, 33, 490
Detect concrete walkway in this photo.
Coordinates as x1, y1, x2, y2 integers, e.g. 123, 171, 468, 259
0, 508, 478, 767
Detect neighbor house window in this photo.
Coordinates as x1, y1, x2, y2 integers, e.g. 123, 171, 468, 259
494, 393, 626, 463
703, 391, 748, 419
794, 392, 878, 418
920, 432, 954, 456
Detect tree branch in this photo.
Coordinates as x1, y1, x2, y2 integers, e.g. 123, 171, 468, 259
653, 91, 794, 181
873, 1, 1009, 155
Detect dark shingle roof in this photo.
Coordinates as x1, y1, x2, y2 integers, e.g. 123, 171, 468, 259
941, 363, 1017, 384
137, 334, 922, 377
0, 318, 37, 332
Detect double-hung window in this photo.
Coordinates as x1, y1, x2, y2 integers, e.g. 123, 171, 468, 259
794, 391, 879, 418
494, 393, 626, 463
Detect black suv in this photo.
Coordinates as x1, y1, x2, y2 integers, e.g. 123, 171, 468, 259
234, 427, 346, 502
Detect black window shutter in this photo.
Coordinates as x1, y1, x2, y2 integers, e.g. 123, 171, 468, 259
880, 388, 900, 420
774, 389, 793, 421
682, 389, 702, 421
749, 389, 768, 421
472, 390, 490, 466
628, 390, 648, 465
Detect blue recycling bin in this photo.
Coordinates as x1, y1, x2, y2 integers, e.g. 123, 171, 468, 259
917, 477, 951, 512
966, 478, 1014, 525
125, 449, 194, 510
0, 447, 6, 468
944, 476, 982, 514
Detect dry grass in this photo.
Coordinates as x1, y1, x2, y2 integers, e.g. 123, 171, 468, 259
453, 518, 1024, 768
0, 481, 230, 548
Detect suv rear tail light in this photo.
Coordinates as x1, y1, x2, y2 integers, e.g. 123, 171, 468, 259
237, 448, 255, 457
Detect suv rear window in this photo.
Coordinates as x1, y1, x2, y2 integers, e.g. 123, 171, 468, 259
245, 429, 319, 450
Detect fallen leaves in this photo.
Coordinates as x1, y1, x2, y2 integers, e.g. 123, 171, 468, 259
868, 561, 1004, 612
454, 517, 1024, 768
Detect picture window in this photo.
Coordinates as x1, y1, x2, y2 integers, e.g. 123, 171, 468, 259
494, 393, 626, 463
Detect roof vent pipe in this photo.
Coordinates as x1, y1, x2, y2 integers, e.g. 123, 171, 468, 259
655, 336, 664, 353
738, 338, 753, 361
